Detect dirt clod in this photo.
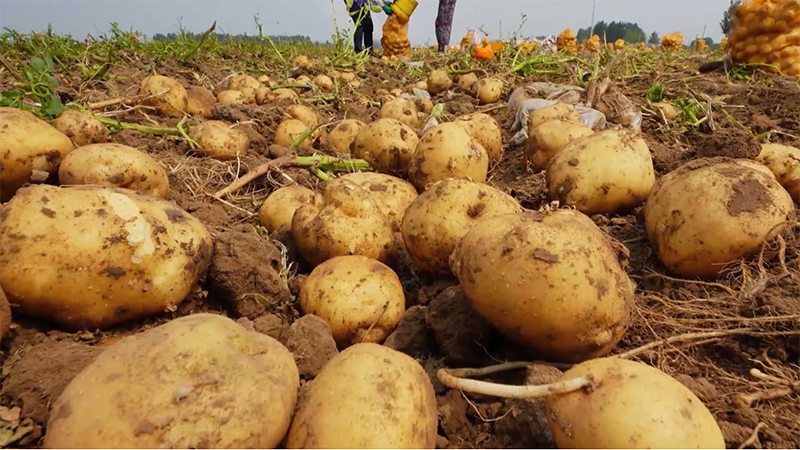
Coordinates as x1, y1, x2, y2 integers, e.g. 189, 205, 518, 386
384, 305, 430, 357
426, 286, 496, 365
285, 314, 338, 378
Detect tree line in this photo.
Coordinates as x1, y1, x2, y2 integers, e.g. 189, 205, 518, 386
574, 20, 720, 49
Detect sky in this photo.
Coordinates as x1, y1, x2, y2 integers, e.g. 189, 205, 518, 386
0, 0, 731, 46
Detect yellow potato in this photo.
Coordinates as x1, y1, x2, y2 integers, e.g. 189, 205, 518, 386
0, 287, 10, 340
185, 86, 216, 118
139, 75, 188, 115
415, 80, 428, 91
416, 98, 433, 115
0, 185, 212, 330
426, 70, 453, 95
52, 110, 108, 147
274, 119, 309, 148
259, 185, 321, 234
526, 119, 594, 171
325, 119, 366, 154
527, 103, 582, 132
457, 72, 478, 90
189, 121, 250, 160
337, 172, 418, 231
379, 97, 420, 128
227, 74, 261, 104
474, 78, 503, 104
217, 90, 247, 105
409, 123, 489, 191
756, 143, 800, 201
451, 210, 634, 362
313, 74, 334, 91
286, 343, 437, 449
282, 104, 318, 128
455, 112, 503, 160
295, 75, 312, 87
0, 107, 74, 202
293, 55, 313, 70
337, 71, 357, 82
45, 314, 299, 448
58, 143, 169, 198
653, 102, 679, 121
350, 118, 420, 175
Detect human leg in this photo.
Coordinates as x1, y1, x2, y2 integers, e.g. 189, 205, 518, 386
363, 12, 374, 53
349, 3, 365, 53
435, 0, 457, 52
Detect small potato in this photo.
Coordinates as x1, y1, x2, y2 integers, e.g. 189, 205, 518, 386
185, 86, 216, 118
292, 180, 395, 267
338, 71, 357, 82
337, 172, 418, 231
286, 343, 437, 449
380, 97, 420, 128
474, 78, 503, 104
350, 118, 419, 176
325, 119, 366, 154
756, 143, 800, 201
455, 113, 502, 160
415, 80, 428, 91
0, 107, 74, 201
416, 98, 433, 115
409, 123, 489, 191
402, 178, 521, 273
282, 104, 318, 128
426, 70, 453, 95
547, 130, 655, 215
390, 88, 403, 97
300, 256, 405, 348
274, 119, 310, 148
457, 72, 478, 90
217, 90, 247, 105
547, 358, 725, 448
258, 75, 272, 84
293, 55, 313, 70
653, 102, 679, 121
295, 75, 312, 87
53, 110, 108, 147
451, 210, 633, 362
527, 102, 582, 131
259, 185, 321, 234
0, 185, 212, 330
58, 143, 169, 198
0, 287, 10, 340
139, 75, 188, 115
313, 74, 334, 91
526, 119, 594, 171
45, 314, 299, 448
273, 88, 300, 101
227, 74, 261, 103
189, 121, 250, 160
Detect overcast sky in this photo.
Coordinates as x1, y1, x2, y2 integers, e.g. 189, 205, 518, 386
1, 0, 730, 46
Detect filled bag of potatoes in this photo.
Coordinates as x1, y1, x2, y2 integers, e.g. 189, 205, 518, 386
382, 14, 411, 58
727, 0, 800, 76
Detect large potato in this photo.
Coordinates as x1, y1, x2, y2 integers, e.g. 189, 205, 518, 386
52, 110, 108, 147
139, 75, 188, 115
547, 358, 725, 449
293, 55, 313, 70
58, 143, 169, 198
645, 158, 795, 278
379, 97, 420, 128
756, 143, 800, 201
426, 70, 453, 95
228, 74, 261, 104
300, 256, 404, 348
217, 90, 247, 105
313, 74, 334, 92
527, 103, 581, 131
402, 178, 521, 273
189, 121, 249, 160
326, 119, 366, 154
526, 119, 594, 171
286, 343, 437, 449
337, 172, 417, 231
0, 287, 10, 340
186, 86, 216, 118
274, 119, 309, 148
546, 130, 655, 215
455, 113, 503, 160
292, 180, 395, 267
259, 185, 321, 234
0, 107, 74, 201
350, 118, 419, 176
450, 210, 634, 362
409, 123, 489, 191
0, 185, 212, 330
474, 78, 503, 104
45, 314, 299, 448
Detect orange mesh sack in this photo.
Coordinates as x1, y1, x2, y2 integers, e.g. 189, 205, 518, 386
661, 32, 683, 51
382, 15, 411, 57
728, 0, 800, 75
557, 29, 577, 53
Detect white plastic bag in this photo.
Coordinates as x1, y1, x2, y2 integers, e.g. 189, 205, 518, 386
467, 28, 489, 47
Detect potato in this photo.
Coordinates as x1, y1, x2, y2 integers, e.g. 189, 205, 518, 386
653, 101, 679, 121
426, 70, 453, 95
457, 72, 478, 90
526, 119, 594, 171
756, 143, 800, 201
337, 172, 418, 231
527, 102, 582, 131
326, 119, 366, 154
313, 74, 334, 91
295, 75, 312, 87
45, 314, 299, 448
409, 123, 489, 191
286, 343, 437, 449
274, 119, 310, 148
258, 74, 272, 84
217, 90, 247, 105
547, 358, 725, 449
451, 210, 633, 362
645, 158, 795, 278
0, 107, 74, 201
300, 256, 404, 348
338, 71, 357, 82
282, 104, 318, 128
292, 180, 395, 267
455, 113, 503, 160
58, 143, 169, 198
139, 75, 188, 115
0, 185, 212, 330
0, 287, 10, 340
401, 178, 521, 273
379, 97, 420, 128
414, 80, 428, 91
273, 88, 300, 101
546, 130, 655, 215
474, 78, 503, 104
350, 118, 419, 176
227, 74, 261, 103
185, 86, 216, 118
293, 55, 313, 70
416, 98, 433, 115
52, 110, 108, 147
390, 88, 403, 97
189, 121, 250, 160
259, 185, 321, 234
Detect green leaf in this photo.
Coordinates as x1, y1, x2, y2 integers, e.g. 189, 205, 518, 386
42, 96, 64, 117
30, 56, 46, 73
44, 51, 55, 72
45, 75, 59, 86
1, 91, 24, 99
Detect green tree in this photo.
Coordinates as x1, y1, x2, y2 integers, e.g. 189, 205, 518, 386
577, 21, 644, 43
648, 31, 660, 45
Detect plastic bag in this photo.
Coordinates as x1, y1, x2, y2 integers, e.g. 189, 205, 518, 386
510, 99, 608, 147
727, 0, 800, 75
467, 28, 489, 47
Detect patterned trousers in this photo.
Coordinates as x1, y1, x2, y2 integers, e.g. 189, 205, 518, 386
435, 0, 457, 52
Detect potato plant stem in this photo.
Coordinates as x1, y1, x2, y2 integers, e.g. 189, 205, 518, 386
437, 367, 592, 399
94, 116, 182, 136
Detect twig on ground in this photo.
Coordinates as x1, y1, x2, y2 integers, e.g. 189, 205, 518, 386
737, 423, 765, 449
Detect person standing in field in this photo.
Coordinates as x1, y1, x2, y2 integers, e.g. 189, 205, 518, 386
435, 0, 458, 52
346, 0, 386, 54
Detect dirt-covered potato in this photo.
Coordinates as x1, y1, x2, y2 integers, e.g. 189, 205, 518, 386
547, 130, 655, 215
653, 102, 679, 121
274, 119, 309, 147
313, 74, 334, 91
259, 185, 321, 234
139, 75, 188, 115
227, 74, 261, 103
527, 102, 582, 131
0, 185, 212, 330
645, 158, 795, 278
337, 172, 418, 231
300, 256, 404, 348
350, 118, 419, 176
457, 72, 478, 90
547, 358, 725, 448
0, 287, 10, 340
189, 121, 250, 160
379, 97, 420, 128
286, 343, 437, 449
326, 119, 366, 154
295, 75, 312, 87
293, 55, 313, 70
474, 78, 503, 104
185, 86, 216, 118
756, 143, 800, 201
402, 178, 521, 273
416, 98, 433, 115
217, 90, 247, 105
52, 110, 108, 147
337, 71, 357, 82
409, 123, 489, 191
272, 88, 300, 101
292, 180, 395, 267
282, 104, 318, 129
58, 143, 169, 198
526, 119, 594, 171
451, 210, 634, 362
45, 314, 299, 448
426, 70, 453, 95
0, 107, 74, 202
455, 113, 502, 160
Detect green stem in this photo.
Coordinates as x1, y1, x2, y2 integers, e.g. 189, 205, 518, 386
309, 166, 334, 181
95, 116, 182, 136
180, 21, 217, 63
270, 83, 312, 90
